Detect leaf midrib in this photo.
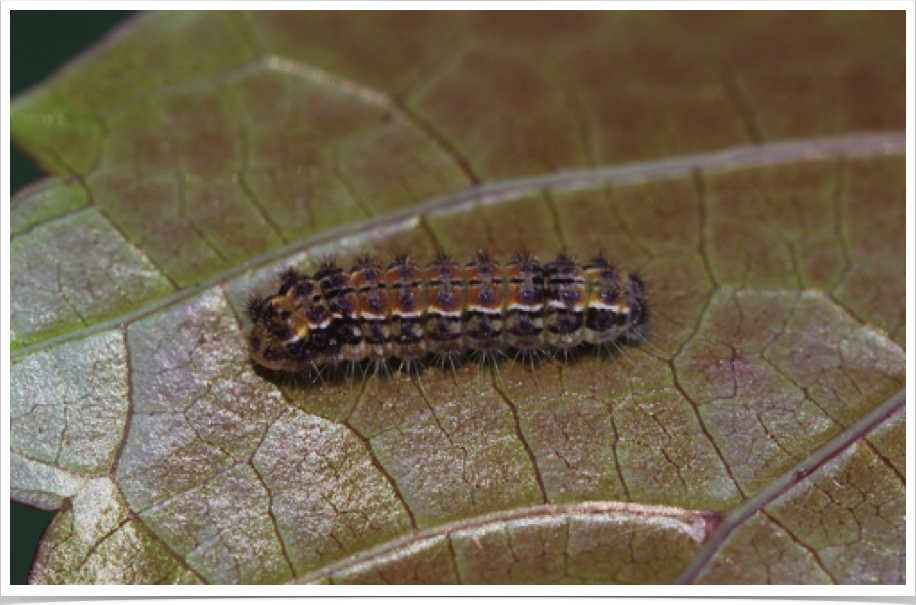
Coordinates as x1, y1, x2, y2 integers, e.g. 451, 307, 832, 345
11, 131, 905, 362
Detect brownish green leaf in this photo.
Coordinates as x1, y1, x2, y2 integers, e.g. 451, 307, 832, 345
10, 11, 905, 585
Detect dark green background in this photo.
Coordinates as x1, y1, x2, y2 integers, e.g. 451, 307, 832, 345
10, 10, 135, 585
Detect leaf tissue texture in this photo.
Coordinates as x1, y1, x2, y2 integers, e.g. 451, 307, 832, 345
10, 11, 905, 585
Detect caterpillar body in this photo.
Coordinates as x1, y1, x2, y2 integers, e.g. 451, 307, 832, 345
245, 250, 648, 374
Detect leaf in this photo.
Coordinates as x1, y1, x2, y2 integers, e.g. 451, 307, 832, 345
9, 11, 905, 585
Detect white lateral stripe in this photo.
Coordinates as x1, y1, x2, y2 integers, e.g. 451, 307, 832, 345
467, 304, 501, 314
508, 303, 540, 311
427, 309, 462, 317
549, 301, 586, 311
588, 303, 622, 313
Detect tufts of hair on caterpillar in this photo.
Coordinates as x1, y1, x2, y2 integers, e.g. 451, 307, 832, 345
244, 249, 649, 385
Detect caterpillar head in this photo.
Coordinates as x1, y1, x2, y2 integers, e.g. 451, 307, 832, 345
246, 293, 314, 372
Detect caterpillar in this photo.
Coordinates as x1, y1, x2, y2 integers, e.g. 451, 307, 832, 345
245, 250, 648, 375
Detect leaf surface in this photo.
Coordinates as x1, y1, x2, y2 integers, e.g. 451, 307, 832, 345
10, 11, 905, 585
